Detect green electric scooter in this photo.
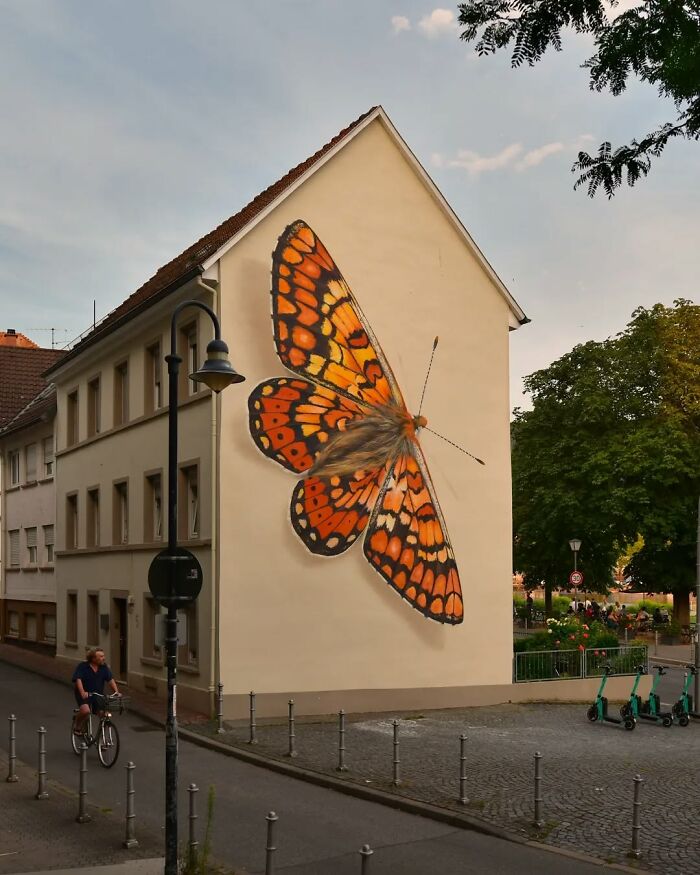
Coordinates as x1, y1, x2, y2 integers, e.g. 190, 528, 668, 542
587, 664, 635, 730
620, 664, 673, 727
671, 665, 698, 725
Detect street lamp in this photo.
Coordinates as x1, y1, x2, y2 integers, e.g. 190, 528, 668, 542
163, 300, 244, 875
569, 538, 582, 608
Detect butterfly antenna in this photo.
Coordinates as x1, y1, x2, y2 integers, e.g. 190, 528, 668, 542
424, 427, 486, 466
418, 336, 439, 417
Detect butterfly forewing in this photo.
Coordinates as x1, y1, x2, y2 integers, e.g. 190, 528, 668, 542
272, 220, 406, 411
364, 447, 463, 624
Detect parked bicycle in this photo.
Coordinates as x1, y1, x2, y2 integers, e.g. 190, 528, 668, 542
71, 692, 129, 768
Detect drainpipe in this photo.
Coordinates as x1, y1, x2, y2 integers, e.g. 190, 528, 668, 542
197, 278, 220, 717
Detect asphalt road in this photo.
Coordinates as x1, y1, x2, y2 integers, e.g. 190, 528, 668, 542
0, 661, 623, 874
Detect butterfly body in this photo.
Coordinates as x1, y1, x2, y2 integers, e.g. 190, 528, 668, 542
248, 220, 464, 625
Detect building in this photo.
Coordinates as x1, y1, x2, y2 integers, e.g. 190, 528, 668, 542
45, 107, 527, 715
0, 341, 64, 647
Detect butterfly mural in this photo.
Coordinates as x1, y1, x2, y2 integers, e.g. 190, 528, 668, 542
247, 220, 463, 624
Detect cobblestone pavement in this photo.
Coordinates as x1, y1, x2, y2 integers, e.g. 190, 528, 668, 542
0, 749, 162, 873
187, 702, 700, 874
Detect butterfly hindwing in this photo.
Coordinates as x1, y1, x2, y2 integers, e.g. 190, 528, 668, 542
248, 377, 366, 474
291, 467, 389, 556
272, 220, 405, 409
364, 448, 463, 624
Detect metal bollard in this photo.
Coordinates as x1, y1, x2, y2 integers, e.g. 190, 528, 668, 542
35, 727, 48, 800
248, 690, 258, 744
624, 626, 629, 644
123, 762, 138, 848
76, 743, 91, 823
359, 843, 374, 873
265, 811, 278, 875
6, 715, 18, 783
216, 682, 225, 734
286, 699, 297, 758
392, 720, 400, 787
187, 784, 199, 867
655, 630, 659, 656
336, 709, 348, 772
458, 734, 468, 805
630, 774, 643, 858
533, 751, 544, 827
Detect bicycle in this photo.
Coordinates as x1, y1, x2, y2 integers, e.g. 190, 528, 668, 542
71, 692, 129, 768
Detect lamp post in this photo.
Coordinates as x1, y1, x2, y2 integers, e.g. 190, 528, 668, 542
569, 538, 582, 608
163, 300, 244, 875
695, 497, 700, 711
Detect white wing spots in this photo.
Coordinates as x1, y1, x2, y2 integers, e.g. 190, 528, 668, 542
295, 502, 304, 515
309, 532, 317, 541
297, 517, 308, 529
326, 537, 339, 550
377, 513, 397, 532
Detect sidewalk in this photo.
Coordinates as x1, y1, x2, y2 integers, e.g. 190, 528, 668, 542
0, 749, 163, 874
0, 643, 208, 727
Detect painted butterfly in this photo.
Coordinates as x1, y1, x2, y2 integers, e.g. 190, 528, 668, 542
247, 220, 463, 624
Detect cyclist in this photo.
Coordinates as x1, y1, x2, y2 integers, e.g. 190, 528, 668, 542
72, 647, 120, 735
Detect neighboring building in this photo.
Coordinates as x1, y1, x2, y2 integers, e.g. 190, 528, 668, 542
45, 106, 528, 715
0, 342, 64, 647
0, 329, 39, 349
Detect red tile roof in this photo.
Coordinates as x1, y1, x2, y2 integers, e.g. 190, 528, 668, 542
0, 347, 64, 430
47, 107, 378, 376
0, 384, 56, 438
0, 330, 39, 348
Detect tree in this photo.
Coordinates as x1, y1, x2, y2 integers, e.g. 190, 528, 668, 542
457, 1, 700, 197
512, 300, 700, 615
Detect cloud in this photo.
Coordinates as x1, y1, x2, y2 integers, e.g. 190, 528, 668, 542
391, 15, 411, 34
446, 143, 523, 175
417, 8, 459, 38
516, 142, 564, 170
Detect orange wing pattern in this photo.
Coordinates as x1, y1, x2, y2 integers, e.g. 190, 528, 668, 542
291, 467, 389, 556
364, 449, 463, 624
248, 377, 366, 474
272, 221, 405, 410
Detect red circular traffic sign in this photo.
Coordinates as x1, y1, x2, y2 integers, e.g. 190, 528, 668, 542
569, 570, 584, 587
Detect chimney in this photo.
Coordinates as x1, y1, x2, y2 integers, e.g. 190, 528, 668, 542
7, 329, 15, 335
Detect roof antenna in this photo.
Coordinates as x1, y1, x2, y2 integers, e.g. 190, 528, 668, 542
418, 336, 439, 417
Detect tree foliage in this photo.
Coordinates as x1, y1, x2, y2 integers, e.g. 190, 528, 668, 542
512, 300, 700, 606
457, 1, 700, 196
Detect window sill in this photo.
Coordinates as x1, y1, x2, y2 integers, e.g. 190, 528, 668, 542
64, 640, 78, 649
140, 656, 164, 668
6, 568, 20, 574
21, 480, 38, 490
39, 476, 54, 484
6, 484, 20, 492
177, 663, 200, 675
38, 566, 55, 573
21, 567, 38, 574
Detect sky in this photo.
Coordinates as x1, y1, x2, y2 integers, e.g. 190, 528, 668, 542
1, 0, 698, 411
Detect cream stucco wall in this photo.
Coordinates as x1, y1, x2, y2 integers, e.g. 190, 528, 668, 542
216, 118, 515, 710
51, 287, 216, 709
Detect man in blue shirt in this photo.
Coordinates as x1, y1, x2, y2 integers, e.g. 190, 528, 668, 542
72, 648, 120, 734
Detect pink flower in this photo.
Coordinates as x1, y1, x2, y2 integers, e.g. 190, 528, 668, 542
594, 650, 599, 656
601, 651, 606, 657
569, 634, 575, 640
578, 644, 584, 651
583, 633, 589, 639
555, 640, 561, 646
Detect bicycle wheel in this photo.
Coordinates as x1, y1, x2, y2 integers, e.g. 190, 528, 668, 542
97, 720, 120, 768
71, 713, 91, 755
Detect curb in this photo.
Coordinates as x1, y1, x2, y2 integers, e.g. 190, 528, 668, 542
0, 653, 645, 873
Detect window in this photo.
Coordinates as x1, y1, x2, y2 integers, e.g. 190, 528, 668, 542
7, 611, 19, 637
25, 443, 37, 482
25, 527, 37, 565
66, 494, 78, 550
87, 488, 100, 548
9, 450, 20, 485
42, 437, 54, 477
67, 390, 79, 446
88, 376, 101, 437
180, 322, 199, 396
179, 465, 199, 540
87, 593, 99, 646
42, 614, 56, 644
43, 525, 54, 564
177, 603, 198, 668
114, 361, 129, 426
66, 592, 78, 643
8, 530, 19, 566
113, 481, 128, 545
143, 596, 163, 660
145, 472, 163, 542
25, 613, 37, 641
145, 342, 162, 412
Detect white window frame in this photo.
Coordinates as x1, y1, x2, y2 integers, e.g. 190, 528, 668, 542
43, 525, 54, 564
9, 450, 20, 486
25, 443, 37, 482
25, 527, 37, 565
42, 437, 54, 477
9, 530, 20, 566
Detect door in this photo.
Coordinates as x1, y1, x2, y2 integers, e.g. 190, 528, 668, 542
112, 597, 128, 680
